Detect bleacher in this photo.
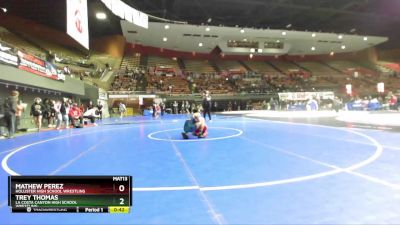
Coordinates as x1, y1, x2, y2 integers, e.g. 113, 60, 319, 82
0, 27, 44, 57
326, 60, 378, 77
147, 55, 180, 70
193, 77, 235, 94
378, 61, 400, 73
147, 75, 190, 94
90, 53, 122, 71
325, 60, 360, 70
120, 52, 141, 70
183, 59, 215, 73
296, 61, 342, 77
268, 61, 300, 74
243, 61, 281, 75
215, 60, 247, 73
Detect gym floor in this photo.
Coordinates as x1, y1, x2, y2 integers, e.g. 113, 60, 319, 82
1, 112, 400, 224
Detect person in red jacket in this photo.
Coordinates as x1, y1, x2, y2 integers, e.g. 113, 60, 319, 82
389, 94, 398, 110
69, 103, 83, 128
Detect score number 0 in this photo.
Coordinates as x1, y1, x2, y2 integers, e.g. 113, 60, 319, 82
119, 184, 125, 205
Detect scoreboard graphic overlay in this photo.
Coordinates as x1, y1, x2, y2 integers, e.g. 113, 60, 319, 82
8, 176, 132, 213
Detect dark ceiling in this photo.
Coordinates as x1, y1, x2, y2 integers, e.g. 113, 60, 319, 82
0, 0, 399, 49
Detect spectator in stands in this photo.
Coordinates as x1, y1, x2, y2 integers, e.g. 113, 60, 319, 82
389, 93, 398, 110
0, 97, 5, 139
152, 102, 158, 118
333, 97, 343, 112
69, 103, 83, 128
3, 90, 19, 138
227, 101, 232, 111
185, 101, 191, 114
119, 102, 127, 118
233, 101, 238, 111
63, 66, 71, 75
180, 101, 185, 114
79, 103, 85, 113
60, 98, 70, 129
361, 97, 370, 110
97, 101, 103, 120
87, 101, 94, 111
202, 91, 212, 120
173, 101, 178, 114
191, 102, 196, 113
213, 101, 218, 112
306, 98, 319, 111
270, 98, 277, 111
246, 101, 251, 110
31, 97, 44, 131
43, 99, 55, 128
53, 100, 62, 130
15, 100, 26, 133
160, 101, 166, 116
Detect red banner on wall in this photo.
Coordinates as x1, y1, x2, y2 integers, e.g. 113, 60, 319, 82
17, 51, 64, 81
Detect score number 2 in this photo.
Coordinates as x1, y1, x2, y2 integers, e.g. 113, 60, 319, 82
118, 184, 126, 205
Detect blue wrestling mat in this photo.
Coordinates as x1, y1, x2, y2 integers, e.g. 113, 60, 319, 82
1, 114, 400, 224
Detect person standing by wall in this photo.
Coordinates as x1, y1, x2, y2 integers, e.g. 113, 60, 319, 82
4, 90, 19, 138
173, 101, 178, 114
15, 99, 25, 133
31, 97, 44, 131
0, 96, 5, 139
54, 99, 62, 130
60, 98, 70, 129
160, 101, 166, 116
119, 102, 127, 118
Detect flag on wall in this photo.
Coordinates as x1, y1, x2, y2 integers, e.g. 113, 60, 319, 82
67, 0, 89, 49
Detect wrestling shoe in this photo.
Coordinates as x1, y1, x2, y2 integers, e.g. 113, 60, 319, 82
181, 132, 189, 139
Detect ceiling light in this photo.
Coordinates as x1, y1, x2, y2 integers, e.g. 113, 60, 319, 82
276, 40, 280, 43
341, 45, 346, 49
205, 27, 210, 32
250, 48, 255, 53
363, 36, 368, 41
257, 49, 263, 53
1, 7, 7, 13
96, 12, 106, 20
164, 24, 170, 29
282, 31, 287, 36
243, 38, 247, 41
311, 46, 316, 51
207, 18, 212, 23
240, 29, 245, 33
311, 33, 316, 37
198, 42, 203, 47
338, 34, 343, 39
163, 37, 167, 42
286, 24, 292, 28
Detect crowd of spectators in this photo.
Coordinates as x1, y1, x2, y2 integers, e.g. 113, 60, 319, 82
111, 69, 147, 92
0, 91, 104, 138
110, 65, 337, 96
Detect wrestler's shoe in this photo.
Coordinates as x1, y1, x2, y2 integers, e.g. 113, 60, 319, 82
181, 132, 189, 139
198, 134, 205, 138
